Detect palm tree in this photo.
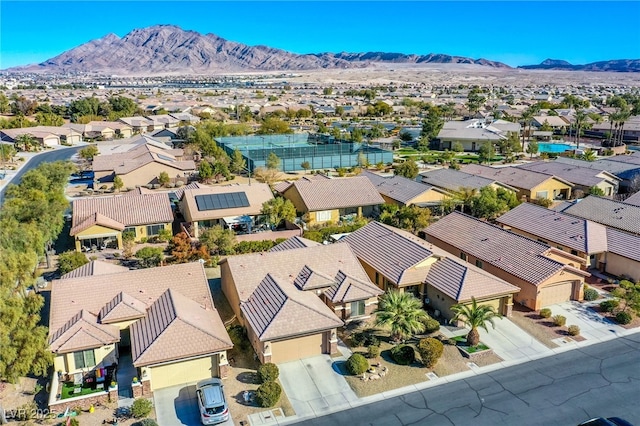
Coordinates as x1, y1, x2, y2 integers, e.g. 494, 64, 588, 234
375, 291, 428, 343
573, 109, 587, 150
616, 108, 631, 146
581, 149, 596, 162
520, 109, 534, 151
450, 297, 502, 347
14, 134, 37, 152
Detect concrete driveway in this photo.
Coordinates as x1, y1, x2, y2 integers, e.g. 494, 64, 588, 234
547, 300, 626, 342
154, 382, 235, 426
277, 355, 358, 419
477, 318, 551, 362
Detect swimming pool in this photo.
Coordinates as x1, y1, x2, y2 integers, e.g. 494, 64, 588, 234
538, 142, 577, 153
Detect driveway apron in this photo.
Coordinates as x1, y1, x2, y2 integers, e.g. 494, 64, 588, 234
478, 318, 552, 361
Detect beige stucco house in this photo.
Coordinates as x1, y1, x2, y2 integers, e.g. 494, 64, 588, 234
361, 170, 449, 207
48, 262, 232, 407
425, 212, 590, 311
517, 161, 620, 197
70, 193, 174, 251
220, 243, 382, 363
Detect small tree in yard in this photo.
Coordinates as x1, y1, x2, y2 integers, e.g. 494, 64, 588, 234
301, 160, 311, 174
131, 398, 153, 418
375, 291, 428, 342
257, 363, 279, 383
57, 250, 89, 274
261, 197, 296, 228
417, 337, 444, 368
135, 247, 164, 268
450, 297, 502, 347
346, 353, 369, 375
256, 381, 282, 408
113, 175, 124, 192
158, 171, 170, 187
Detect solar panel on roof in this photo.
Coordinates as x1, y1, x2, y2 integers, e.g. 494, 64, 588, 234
195, 192, 250, 211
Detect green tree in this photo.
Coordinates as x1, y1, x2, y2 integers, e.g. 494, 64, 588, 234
526, 140, 539, 158
452, 142, 464, 153
380, 204, 431, 234
198, 161, 214, 182
469, 186, 514, 219
113, 176, 124, 192
323, 87, 333, 95
580, 148, 596, 162
451, 297, 502, 347
300, 161, 311, 174
477, 141, 495, 164
399, 131, 414, 142
589, 186, 605, 196
466, 89, 486, 116
135, 247, 164, 268
573, 108, 588, 149
230, 149, 247, 174
79, 145, 100, 163
374, 291, 428, 342
0, 143, 16, 163
421, 107, 444, 141
257, 118, 292, 135
34, 112, 64, 126
14, 134, 38, 152
266, 152, 281, 170
394, 158, 419, 179
158, 171, 170, 187
261, 197, 296, 227
199, 225, 236, 256
57, 251, 89, 274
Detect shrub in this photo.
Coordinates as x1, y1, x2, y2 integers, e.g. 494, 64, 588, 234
390, 344, 415, 365
423, 317, 441, 334
15, 401, 37, 420
616, 311, 632, 325
350, 332, 367, 347
257, 363, 279, 383
600, 299, 619, 313
69, 418, 80, 426
553, 315, 567, 326
364, 334, 379, 348
583, 287, 599, 301
131, 398, 153, 418
567, 325, 581, 336
346, 353, 369, 375
416, 337, 444, 368
256, 381, 282, 408
227, 325, 249, 350
539, 308, 552, 318
133, 420, 159, 426
366, 345, 381, 359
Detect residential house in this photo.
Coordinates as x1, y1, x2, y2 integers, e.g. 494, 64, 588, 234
360, 170, 449, 207
517, 161, 620, 197
461, 164, 573, 201
341, 222, 519, 322
276, 176, 385, 225
65, 121, 134, 140
554, 155, 640, 192
48, 262, 232, 405
147, 114, 180, 129
531, 116, 569, 130
92, 143, 196, 188
70, 193, 174, 251
0, 126, 82, 147
497, 202, 640, 281
424, 212, 589, 310
220, 244, 383, 363
418, 168, 517, 195
436, 119, 520, 152
179, 182, 274, 238
118, 116, 156, 134
555, 196, 640, 235
623, 191, 640, 206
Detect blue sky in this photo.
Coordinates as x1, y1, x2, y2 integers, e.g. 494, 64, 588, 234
1, 1, 639, 69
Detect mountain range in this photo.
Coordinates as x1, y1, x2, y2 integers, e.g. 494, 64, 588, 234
7, 25, 639, 74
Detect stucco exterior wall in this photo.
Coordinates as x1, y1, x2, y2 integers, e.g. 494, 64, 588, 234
530, 179, 572, 201
147, 355, 219, 391
220, 262, 243, 325
53, 344, 118, 375
605, 253, 640, 282
119, 162, 193, 189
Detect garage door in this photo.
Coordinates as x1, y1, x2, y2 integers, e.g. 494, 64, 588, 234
538, 281, 573, 307
271, 334, 324, 364
149, 355, 218, 391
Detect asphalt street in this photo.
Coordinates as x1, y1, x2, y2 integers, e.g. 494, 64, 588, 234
0, 145, 82, 205
297, 334, 640, 426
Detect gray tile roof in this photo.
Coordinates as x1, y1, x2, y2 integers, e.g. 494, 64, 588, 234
240, 274, 343, 341
623, 191, 640, 207
419, 168, 505, 192
606, 228, 640, 262
555, 157, 640, 177
560, 196, 640, 235
496, 203, 609, 254
438, 119, 507, 141
269, 236, 322, 252
71, 194, 173, 235
361, 170, 443, 204
284, 176, 385, 211
425, 257, 519, 303
461, 164, 572, 191
517, 161, 619, 188
425, 212, 571, 285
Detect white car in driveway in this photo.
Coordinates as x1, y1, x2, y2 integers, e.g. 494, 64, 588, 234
196, 378, 230, 425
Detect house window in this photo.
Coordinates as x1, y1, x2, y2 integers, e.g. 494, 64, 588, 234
535, 191, 548, 199
123, 226, 136, 237
475, 259, 483, 269
73, 349, 96, 369
571, 249, 578, 256
146, 224, 164, 236
460, 253, 467, 261
405, 286, 419, 298
350, 300, 365, 317
315, 210, 332, 222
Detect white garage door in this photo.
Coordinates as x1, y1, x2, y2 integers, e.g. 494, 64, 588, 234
149, 355, 218, 391
271, 334, 324, 364
538, 281, 573, 307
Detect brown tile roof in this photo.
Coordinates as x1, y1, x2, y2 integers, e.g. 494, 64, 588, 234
283, 176, 385, 211
130, 288, 232, 367
172, 182, 205, 200
361, 170, 445, 205
240, 274, 343, 341
269, 236, 322, 252
49, 263, 216, 348
496, 203, 609, 254
70, 193, 173, 235
273, 175, 331, 194
60, 260, 129, 280
293, 266, 336, 290
425, 212, 581, 286
221, 244, 372, 304
560, 196, 640, 235
49, 310, 120, 354
180, 183, 274, 222
425, 257, 519, 303
324, 270, 383, 303
517, 161, 619, 188
92, 143, 195, 174
461, 164, 573, 191
99, 292, 148, 324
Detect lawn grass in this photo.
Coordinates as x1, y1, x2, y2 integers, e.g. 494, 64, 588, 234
60, 382, 105, 399
451, 336, 489, 352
